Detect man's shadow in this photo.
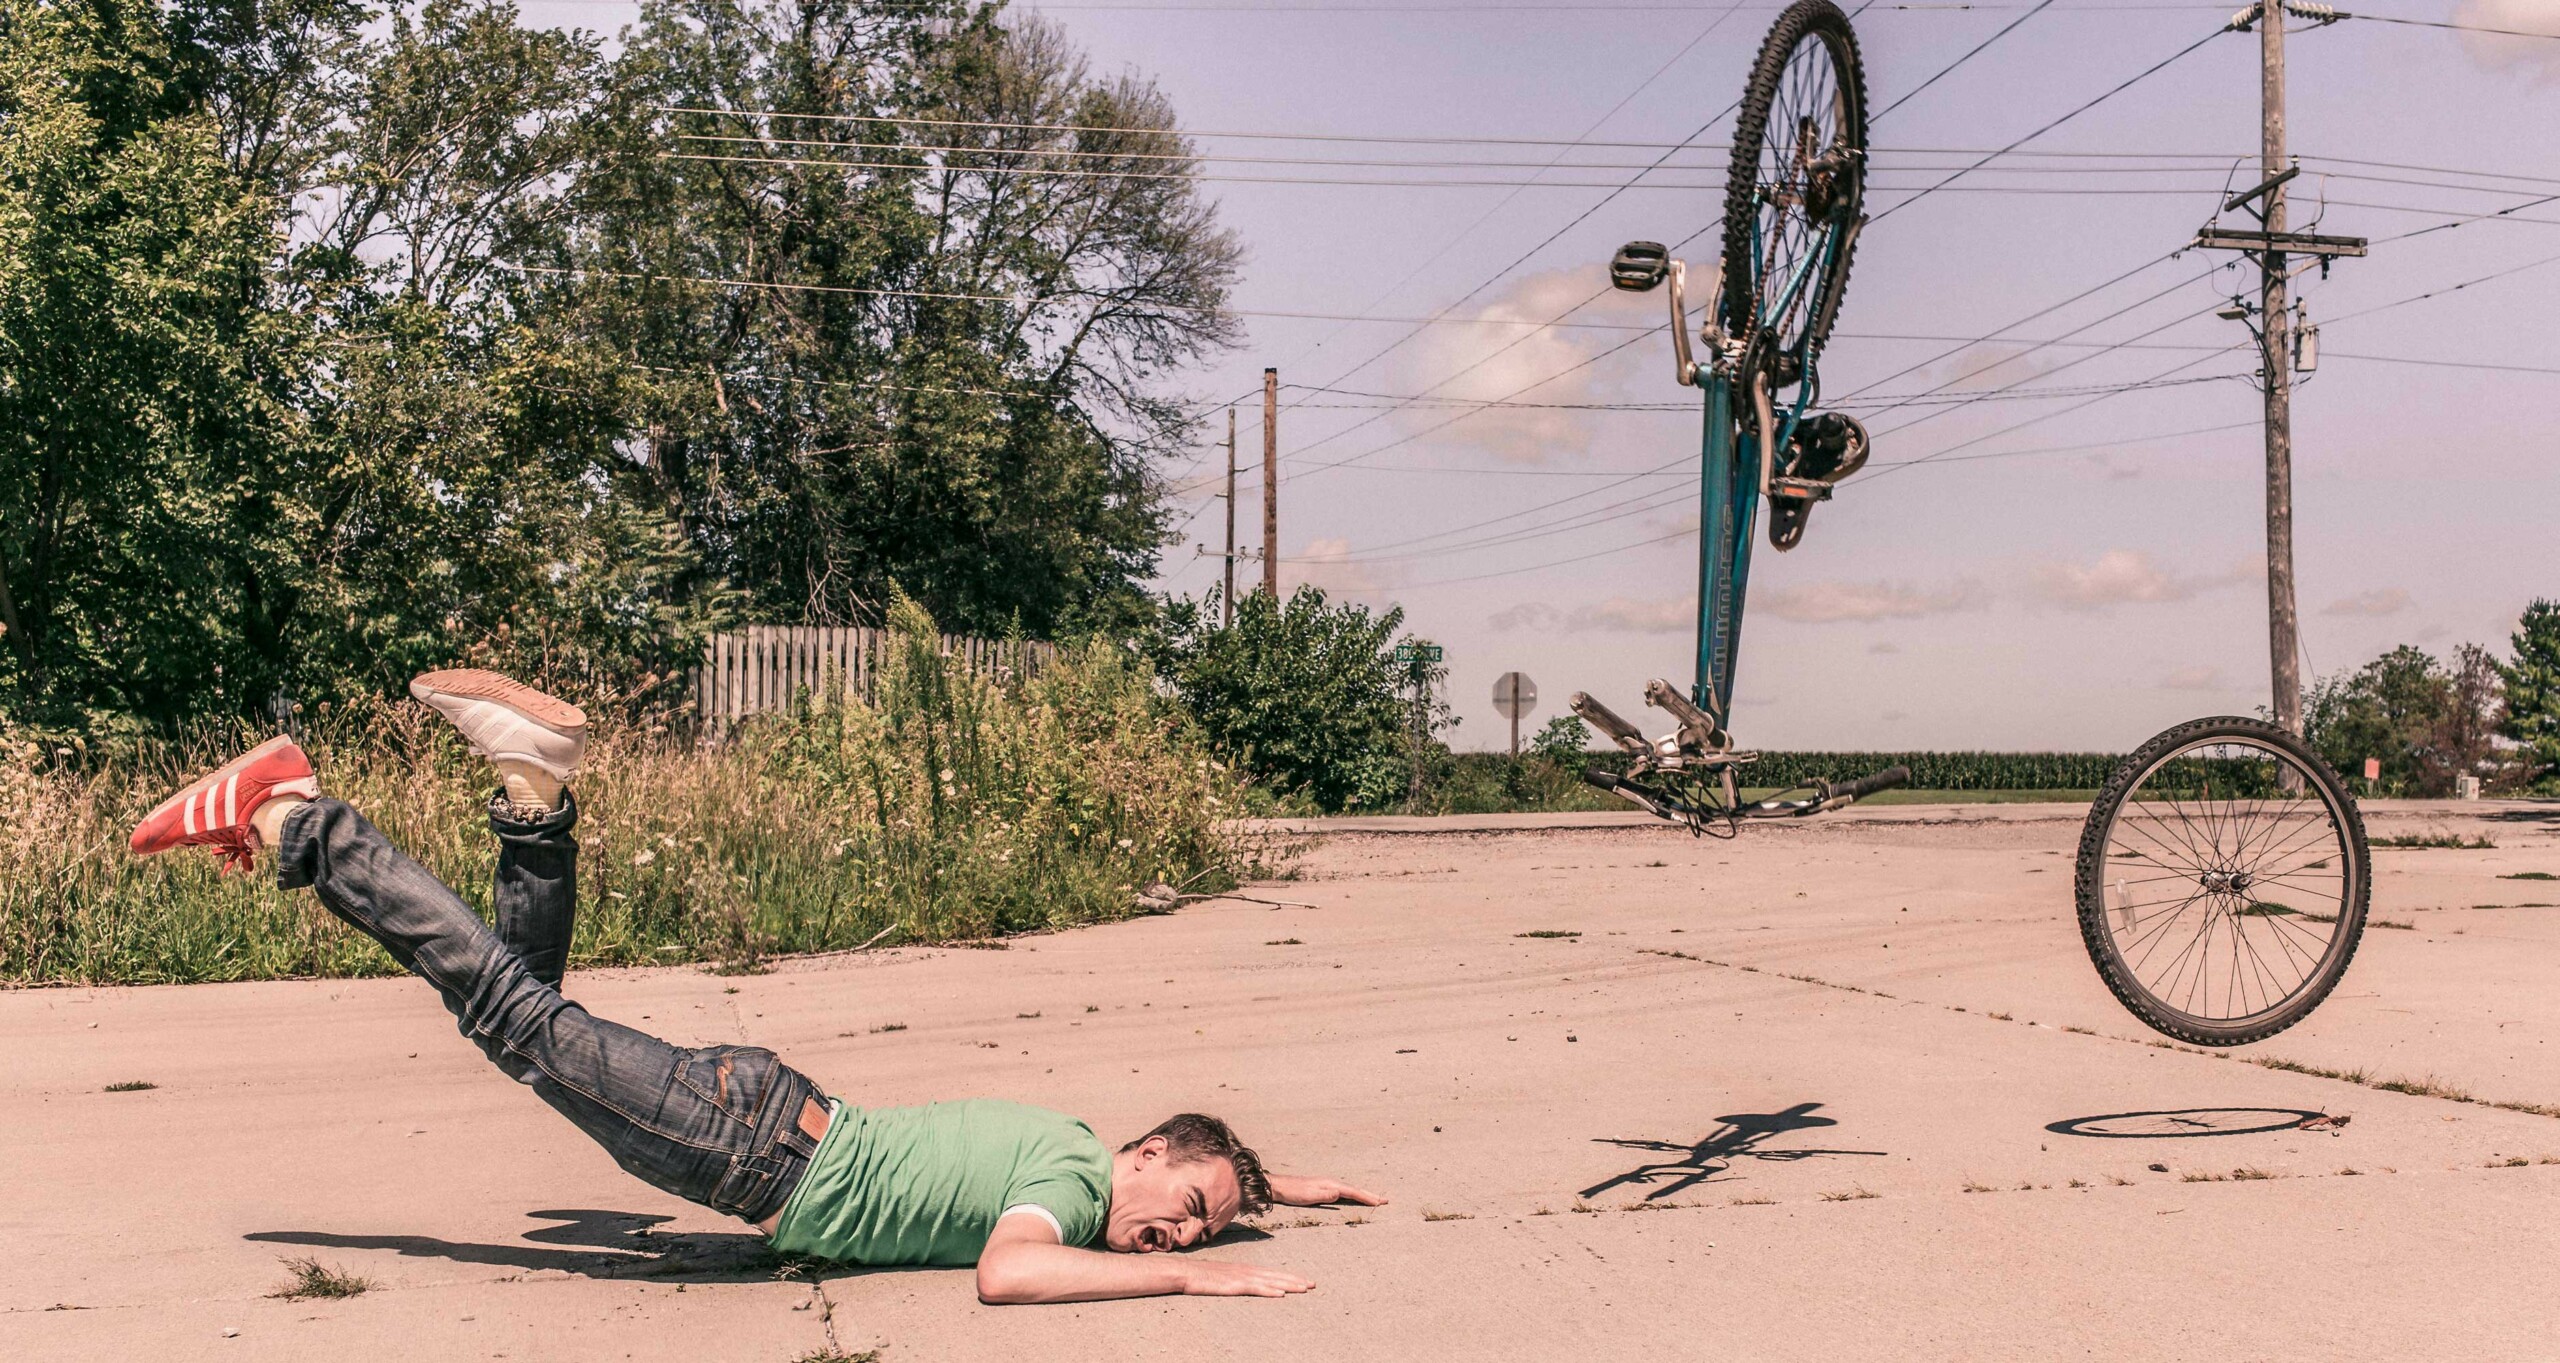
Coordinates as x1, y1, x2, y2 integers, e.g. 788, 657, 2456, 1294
1580, 1102, 1885, 1201
249, 1209, 848, 1282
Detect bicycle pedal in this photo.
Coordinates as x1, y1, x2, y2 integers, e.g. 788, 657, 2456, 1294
1767, 476, 1835, 501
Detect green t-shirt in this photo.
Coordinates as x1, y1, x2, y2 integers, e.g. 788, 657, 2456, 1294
768, 1099, 1111, 1266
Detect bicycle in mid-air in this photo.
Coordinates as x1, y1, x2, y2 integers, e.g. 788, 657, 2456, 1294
1571, 0, 1901, 827
1572, 0, 2370, 1046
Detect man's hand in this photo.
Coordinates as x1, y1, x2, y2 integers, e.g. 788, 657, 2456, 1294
1177, 1260, 1315, 1298
1267, 1172, 1389, 1208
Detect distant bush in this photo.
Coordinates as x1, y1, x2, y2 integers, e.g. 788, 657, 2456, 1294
1143, 587, 1437, 812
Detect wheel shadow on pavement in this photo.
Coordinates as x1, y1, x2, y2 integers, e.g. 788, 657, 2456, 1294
247, 1208, 879, 1282
1580, 1102, 1886, 1202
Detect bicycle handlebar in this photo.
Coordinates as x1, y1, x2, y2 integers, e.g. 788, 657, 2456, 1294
1824, 765, 1909, 803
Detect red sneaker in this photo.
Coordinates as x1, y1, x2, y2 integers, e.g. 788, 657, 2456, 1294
129, 736, 322, 872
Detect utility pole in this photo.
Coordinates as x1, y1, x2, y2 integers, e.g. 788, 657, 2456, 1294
2193, 1, 2360, 740
1222, 406, 1238, 625
1261, 367, 1279, 598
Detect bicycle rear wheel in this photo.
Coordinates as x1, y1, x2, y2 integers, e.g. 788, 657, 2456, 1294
2075, 717, 2371, 1046
1719, 0, 1867, 368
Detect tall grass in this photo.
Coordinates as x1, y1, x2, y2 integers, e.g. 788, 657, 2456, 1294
1, 601, 1262, 986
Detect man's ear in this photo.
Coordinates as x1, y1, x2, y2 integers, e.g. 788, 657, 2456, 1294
1134, 1134, 1171, 1166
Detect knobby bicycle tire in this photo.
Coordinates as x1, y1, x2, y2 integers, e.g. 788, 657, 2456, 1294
2074, 716, 2372, 1047
1718, 0, 1868, 366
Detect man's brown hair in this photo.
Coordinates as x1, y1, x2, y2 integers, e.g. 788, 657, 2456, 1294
1124, 1113, 1272, 1216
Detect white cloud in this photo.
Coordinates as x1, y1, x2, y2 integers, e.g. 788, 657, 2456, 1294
1928, 343, 2060, 392
2029, 550, 2251, 612
2323, 588, 2412, 618
1283, 536, 1400, 601
1383, 265, 1654, 466
2457, 1, 2560, 81
1489, 595, 1692, 635
1759, 578, 1988, 623
2159, 665, 2226, 692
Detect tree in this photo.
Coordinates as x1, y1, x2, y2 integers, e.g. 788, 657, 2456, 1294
2303, 642, 2510, 797
549, 3, 1239, 637
2501, 599, 2560, 791
1144, 588, 1421, 812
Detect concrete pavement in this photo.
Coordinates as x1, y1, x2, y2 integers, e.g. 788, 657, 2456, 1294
6, 802, 2556, 1359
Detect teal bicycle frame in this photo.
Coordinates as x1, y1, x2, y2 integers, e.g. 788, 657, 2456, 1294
1691, 216, 1841, 735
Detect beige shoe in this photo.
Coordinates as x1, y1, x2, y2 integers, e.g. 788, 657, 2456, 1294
408, 670, 587, 780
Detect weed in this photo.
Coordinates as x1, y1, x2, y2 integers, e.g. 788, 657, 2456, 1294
869, 1023, 907, 1034
1422, 1209, 1474, 1222
1529, 1206, 1555, 1216
1621, 1199, 1679, 1212
2108, 1176, 2134, 1187
2502, 872, 2557, 881
270, 1257, 372, 1301
1, 609, 1266, 985
792, 1352, 882, 1363
1986, 1011, 2014, 1021
1729, 1196, 1776, 1206
1568, 1199, 1602, 1214
1264, 938, 1303, 946
2492, 1157, 2531, 1168
1516, 930, 1581, 939
2062, 1025, 2096, 1035
2376, 1075, 2473, 1102
102, 1080, 156, 1092
1284, 1217, 1325, 1229
1961, 1180, 1995, 1193
2068, 1178, 2089, 1189
1084, 1005, 1100, 1012
1015, 1011, 1041, 1019
1342, 1216, 1369, 1227
2374, 833, 2495, 850
2337, 1167, 2361, 1176
2230, 1167, 2280, 1180
1819, 1187, 1879, 1202
2179, 1171, 2221, 1182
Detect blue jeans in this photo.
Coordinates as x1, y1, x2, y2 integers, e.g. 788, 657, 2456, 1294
275, 796, 827, 1225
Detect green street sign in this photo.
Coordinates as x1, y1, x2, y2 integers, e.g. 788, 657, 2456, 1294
1393, 642, 1443, 663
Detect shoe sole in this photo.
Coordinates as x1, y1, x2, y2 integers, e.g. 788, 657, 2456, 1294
408, 670, 587, 734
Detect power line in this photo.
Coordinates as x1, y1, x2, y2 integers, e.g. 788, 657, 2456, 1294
1871, 19, 2237, 222
2342, 10, 2560, 42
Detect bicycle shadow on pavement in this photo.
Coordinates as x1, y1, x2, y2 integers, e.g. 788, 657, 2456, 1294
248, 1208, 872, 1283
1580, 1101, 1886, 1202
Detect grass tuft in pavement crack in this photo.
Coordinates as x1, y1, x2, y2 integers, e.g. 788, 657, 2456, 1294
102, 1080, 156, 1092
1516, 930, 1581, 939
270, 1257, 373, 1301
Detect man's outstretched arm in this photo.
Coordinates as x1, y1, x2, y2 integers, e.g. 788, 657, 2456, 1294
975, 1216, 1313, 1305
1267, 1173, 1388, 1208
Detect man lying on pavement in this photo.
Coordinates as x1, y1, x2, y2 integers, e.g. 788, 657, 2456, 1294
129, 670, 1385, 1303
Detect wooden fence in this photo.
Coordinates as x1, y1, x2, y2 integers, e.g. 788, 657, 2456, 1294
692, 625, 1054, 724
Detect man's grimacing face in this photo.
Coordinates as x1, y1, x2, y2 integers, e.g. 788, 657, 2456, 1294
1103, 1135, 1243, 1253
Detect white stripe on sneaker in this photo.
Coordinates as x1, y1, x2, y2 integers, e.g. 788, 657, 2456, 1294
182, 790, 198, 836
223, 772, 239, 826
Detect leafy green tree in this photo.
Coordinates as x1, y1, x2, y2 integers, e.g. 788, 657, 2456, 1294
2500, 599, 2560, 791
1145, 588, 1423, 812
551, 3, 1239, 637
0, 0, 298, 730
2304, 642, 2510, 797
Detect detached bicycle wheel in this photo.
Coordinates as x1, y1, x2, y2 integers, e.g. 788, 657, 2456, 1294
1719, 0, 1867, 367
2075, 717, 2371, 1046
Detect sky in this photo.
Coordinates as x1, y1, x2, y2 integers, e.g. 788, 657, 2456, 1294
522, 0, 2560, 752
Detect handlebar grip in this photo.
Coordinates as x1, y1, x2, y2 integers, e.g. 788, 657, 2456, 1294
1830, 765, 1909, 802
1583, 767, 1625, 792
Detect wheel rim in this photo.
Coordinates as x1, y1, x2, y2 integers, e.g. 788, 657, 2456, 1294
1747, 30, 1854, 355
2096, 737, 2358, 1032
